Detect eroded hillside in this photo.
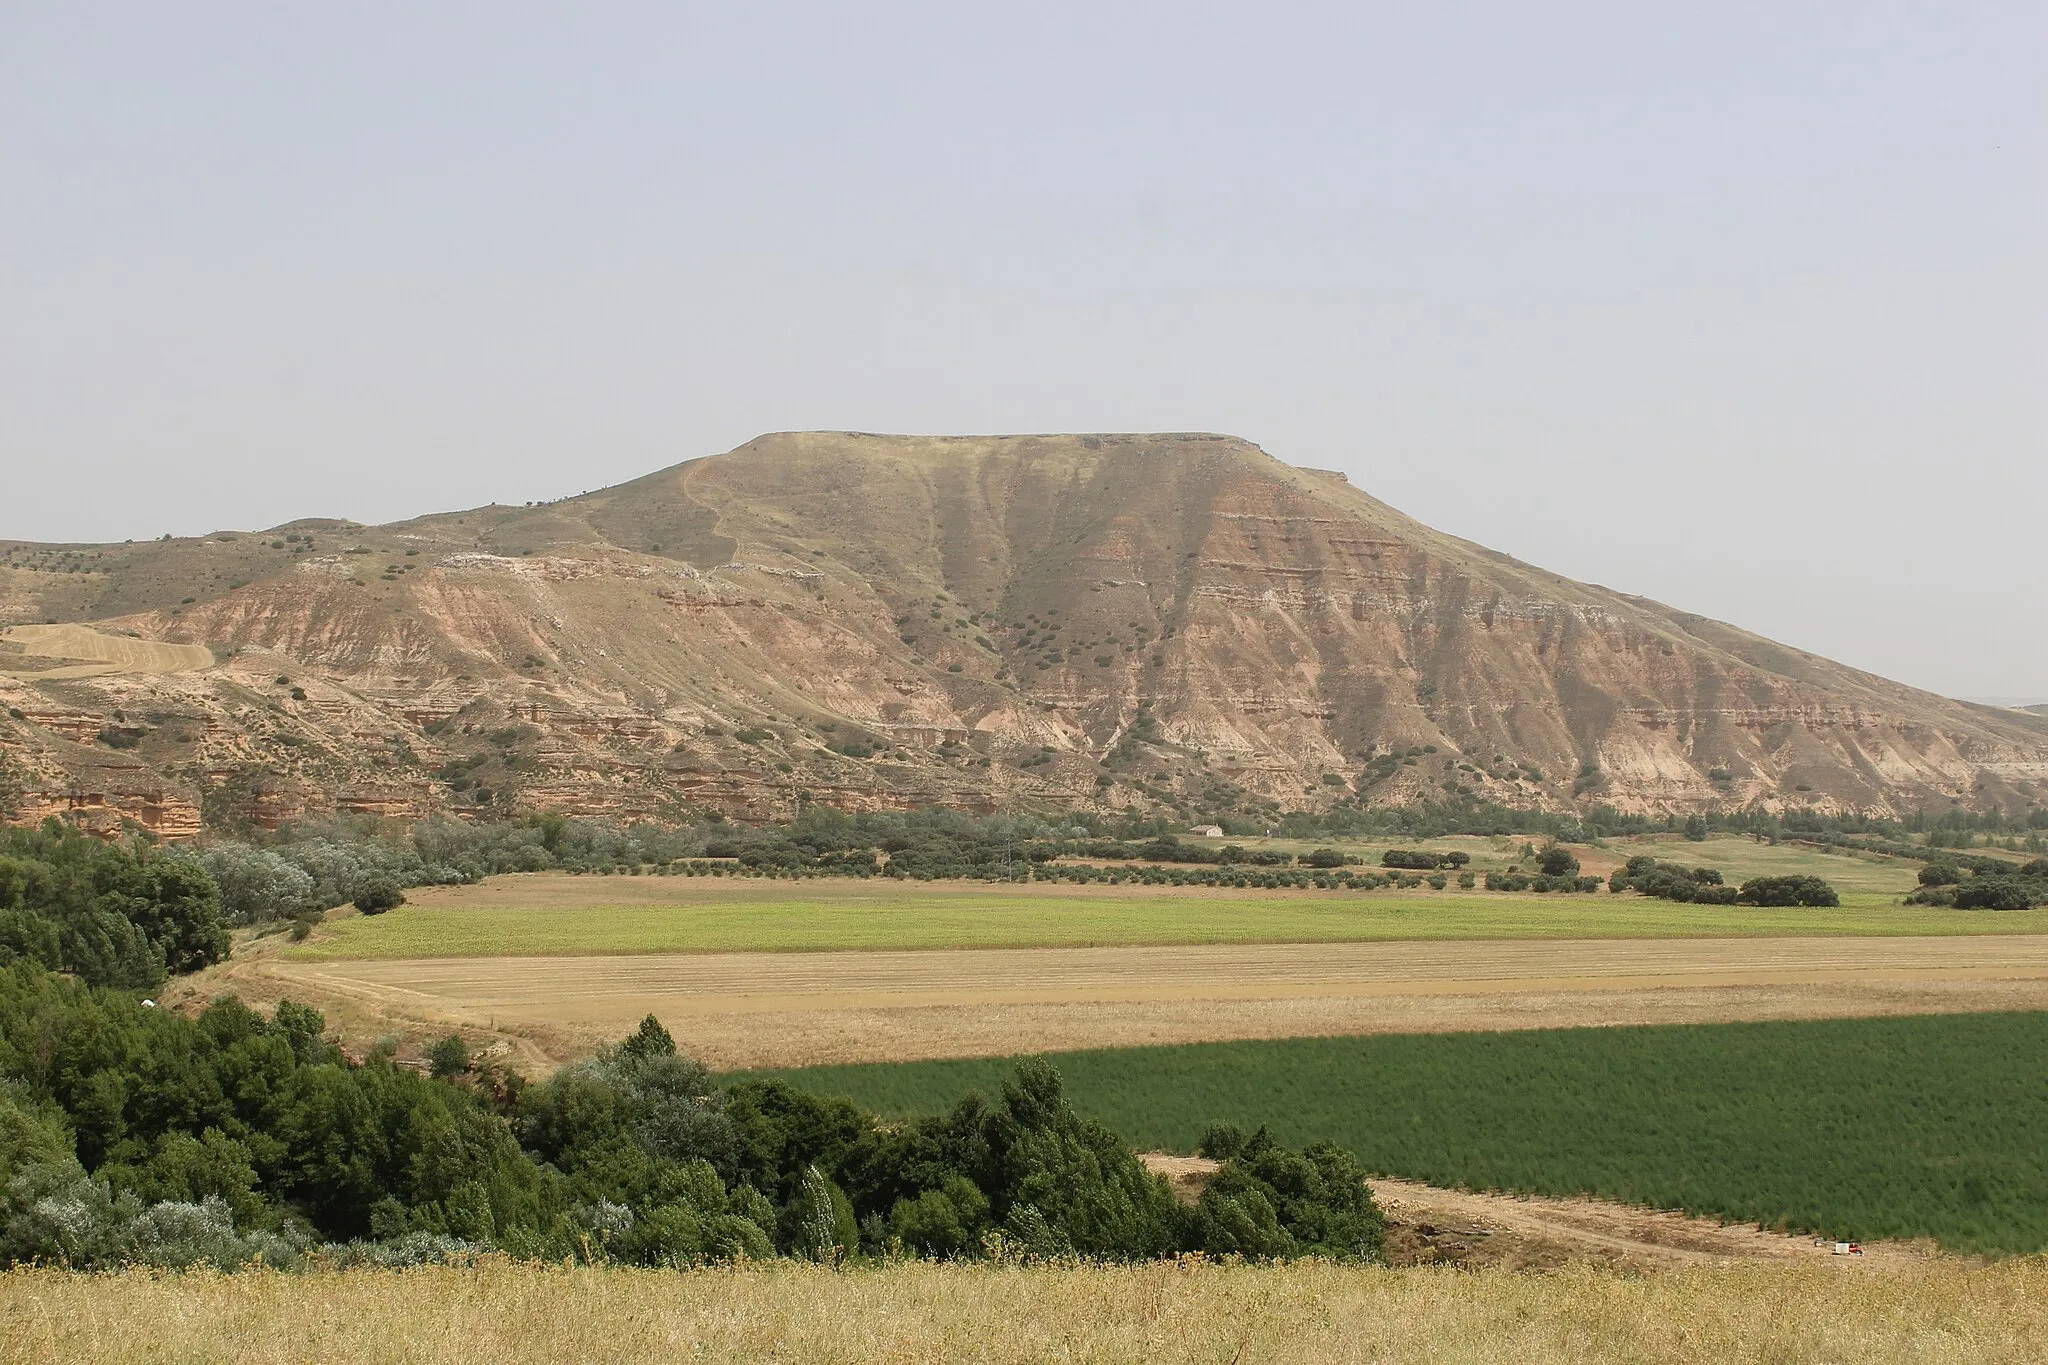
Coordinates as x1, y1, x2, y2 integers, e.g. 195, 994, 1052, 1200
3, 432, 2043, 836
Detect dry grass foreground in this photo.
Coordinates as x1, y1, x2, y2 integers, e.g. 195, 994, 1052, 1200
184, 932, 2048, 1070
0, 623, 214, 678
4, 1259, 2044, 1364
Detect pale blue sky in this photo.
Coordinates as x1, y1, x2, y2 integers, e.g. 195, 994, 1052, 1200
2, 4, 2042, 697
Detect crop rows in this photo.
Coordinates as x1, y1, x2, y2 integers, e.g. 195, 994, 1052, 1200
745, 1011, 2048, 1254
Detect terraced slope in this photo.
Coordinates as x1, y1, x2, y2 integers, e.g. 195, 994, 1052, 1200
2, 432, 2043, 834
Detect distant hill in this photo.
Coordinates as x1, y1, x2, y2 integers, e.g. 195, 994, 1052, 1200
1964, 697, 2048, 715
4, 432, 2044, 836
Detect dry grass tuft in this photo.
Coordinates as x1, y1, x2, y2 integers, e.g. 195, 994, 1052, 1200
4, 1258, 2046, 1364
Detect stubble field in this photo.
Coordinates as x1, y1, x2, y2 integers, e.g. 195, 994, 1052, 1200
174, 839, 2048, 1071
210, 931, 2048, 1070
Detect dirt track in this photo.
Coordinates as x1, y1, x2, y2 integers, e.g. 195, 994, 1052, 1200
1137, 1154, 1936, 1271
184, 933, 2048, 1071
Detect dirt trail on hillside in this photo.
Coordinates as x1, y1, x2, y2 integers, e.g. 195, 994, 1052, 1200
0, 623, 214, 677
177, 933, 2048, 1070
1139, 1155, 1938, 1271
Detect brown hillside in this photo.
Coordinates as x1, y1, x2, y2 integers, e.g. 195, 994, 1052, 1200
2, 432, 2042, 836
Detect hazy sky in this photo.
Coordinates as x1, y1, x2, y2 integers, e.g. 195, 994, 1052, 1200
3, 4, 2042, 699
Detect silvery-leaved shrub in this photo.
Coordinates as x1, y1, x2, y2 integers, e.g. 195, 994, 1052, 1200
3, 1163, 303, 1269
324, 1232, 482, 1269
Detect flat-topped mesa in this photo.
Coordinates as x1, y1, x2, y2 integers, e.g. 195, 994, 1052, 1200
2, 432, 2044, 835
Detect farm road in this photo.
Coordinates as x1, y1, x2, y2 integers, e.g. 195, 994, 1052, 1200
225, 933, 2048, 1069
1139, 1155, 1936, 1270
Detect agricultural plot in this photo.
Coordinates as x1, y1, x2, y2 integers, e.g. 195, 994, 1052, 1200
234, 932, 2048, 1070
293, 870, 2020, 962
745, 1011, 2048, 1255
1610, 836, 1923, 897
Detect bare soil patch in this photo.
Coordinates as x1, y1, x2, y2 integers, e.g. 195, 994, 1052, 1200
0, 623, 213, 677
1139, 1155, 1940, 1271
175, 933, 2048, 1071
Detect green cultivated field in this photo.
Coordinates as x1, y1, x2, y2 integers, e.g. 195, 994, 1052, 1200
284, 885, 2048, 959
743, 1012, 2048, 1255
1606, 837, 1923, 896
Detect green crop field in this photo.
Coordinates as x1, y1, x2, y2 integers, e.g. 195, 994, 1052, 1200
740, 1012, 2048, 1255
1607, 836, 1922, 896
283, 881, 2048, 959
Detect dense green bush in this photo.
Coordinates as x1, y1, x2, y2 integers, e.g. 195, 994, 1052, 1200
1381, 849, 1469, 870
1187, 1127, 1383, 1261
0, 962, 552, 1259
1906, 858, 2046, 910
1483, 871, 1602, 894
353, 877, 406, 914
1734, 875, 1840, 908
0, 964, 1380, 1270
0, 821, 227, 988
1609, 856, 1742, 905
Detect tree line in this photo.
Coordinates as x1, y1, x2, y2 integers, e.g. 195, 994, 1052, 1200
0, 963, 1382, 1270
1906, 857, 2048, 911
1, 823, 228, 989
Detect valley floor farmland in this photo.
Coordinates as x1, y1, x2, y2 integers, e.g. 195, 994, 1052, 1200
5, 1259, 2046, 1365
748, 1012, 2048, 1256
198, 932, 2048, 1069
289, 871, 2036, 961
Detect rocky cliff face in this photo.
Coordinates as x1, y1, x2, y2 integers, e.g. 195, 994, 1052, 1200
3, 432, 2043, 836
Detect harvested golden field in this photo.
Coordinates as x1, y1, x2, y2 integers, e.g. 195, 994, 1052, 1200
4, 1258, 2043, 1364
188, 932, 2048, 1070
0, 622, 214, 678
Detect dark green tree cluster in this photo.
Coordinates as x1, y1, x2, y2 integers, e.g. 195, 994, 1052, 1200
1609, 857, 1838, 908
1381, 849, 1470, 871
1733, 875, 1842, 908
1482, 870, 1603, 893
0, 821, 227, 989
1482, 847, 1599, 893
1609, 856, 1738, 904
0, 965, 1382, 1270
1192, 1124, 1384, 1260
1907, 858, 2048, 911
